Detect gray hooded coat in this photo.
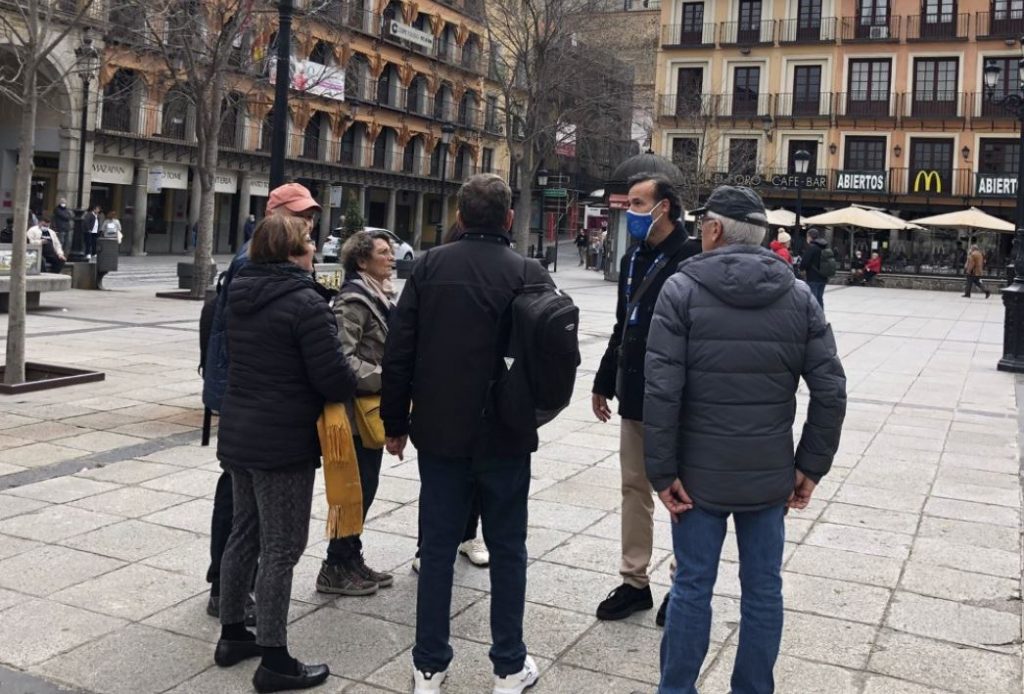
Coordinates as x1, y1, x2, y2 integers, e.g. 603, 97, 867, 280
643, 245, 846, 513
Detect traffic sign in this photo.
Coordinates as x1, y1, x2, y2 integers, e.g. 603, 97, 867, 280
543, 188, 568, 198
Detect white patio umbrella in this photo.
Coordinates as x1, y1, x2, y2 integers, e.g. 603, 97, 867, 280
910, 207, 1015, 233
802, 205, 922, 230
766, 208, 796, 227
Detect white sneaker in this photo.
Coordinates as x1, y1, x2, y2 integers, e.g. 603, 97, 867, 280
412, 556, 421, 573
493, 655, 539, 694
413, 666, 447, 693
458, 537, 490, 566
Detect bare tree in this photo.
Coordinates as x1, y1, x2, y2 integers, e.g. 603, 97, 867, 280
0, 0, 100, 385
485, 0, 635, 254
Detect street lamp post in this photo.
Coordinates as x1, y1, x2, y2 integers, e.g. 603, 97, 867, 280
434, 122, 455, 246
983, 53, 1024, 372
269, 0, 293, 189
793, 149, 811, 241
70, 33, 99, 262
536, 167, 548, 260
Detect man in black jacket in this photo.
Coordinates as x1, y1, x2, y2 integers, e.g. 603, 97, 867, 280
53, 198, 73, 248
799, 226, 830, 307
592, 172, 702, 625
645, 186, 846, 691
382, 174, 547, 694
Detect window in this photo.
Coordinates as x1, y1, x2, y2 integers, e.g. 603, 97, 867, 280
857, 0, 889, 37
373, 132, 388, 169
844, 136, 886, 170
922, 0, 955, 36
675, 68, 704, 116
403, 139, 418, 173
219, 97, 240, 148
993, 0, 1024, 20
162, 90, 188, 140
671, 137, 699, 170
728, 138, 758, 175
913, 58, 958, 116
485, 95, 499, 131
738, 0, 763, 42
847, 58, 891, 115
481, 147, 494, 173
982, 57, 1017, 115
797, 0, 823, 39
340, 124, 358, 164
793, 65, 822, 115
101, 69, 138, 132
732, 66, 760, 115
680, 2, 705, 43
260, 111, 274, 152
909, 138, 953, 194
303, 112, 323, 159
980, 139, 1020, 173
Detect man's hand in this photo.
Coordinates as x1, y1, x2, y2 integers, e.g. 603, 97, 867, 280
385, 435, 408, 461
657, 479, 693, 522
592, 393, 612, 422
787, 470, 817, 510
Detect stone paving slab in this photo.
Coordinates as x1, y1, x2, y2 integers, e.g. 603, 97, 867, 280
0, 257, 1021, 694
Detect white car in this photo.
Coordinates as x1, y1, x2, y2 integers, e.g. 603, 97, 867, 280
321, 227, 415, 263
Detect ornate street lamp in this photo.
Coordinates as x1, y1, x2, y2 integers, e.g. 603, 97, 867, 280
70, 32, 99, 261
793, 149, 811, 241
983, 50, 1024, 372
269, 0, 293, 189
434, 122, 455, 246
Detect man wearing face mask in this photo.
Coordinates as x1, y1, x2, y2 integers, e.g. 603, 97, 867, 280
592, 172, 702, 625
53, 198, 73, 249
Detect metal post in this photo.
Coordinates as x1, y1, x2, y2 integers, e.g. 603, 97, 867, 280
269, 0, 293, 189
434, 146, 448, 246
795, 180, 804, 241
70, 72, 91, 261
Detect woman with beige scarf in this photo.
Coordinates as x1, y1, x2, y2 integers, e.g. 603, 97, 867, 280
315, 229, 398, 596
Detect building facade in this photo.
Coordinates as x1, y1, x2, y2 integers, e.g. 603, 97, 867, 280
0, 0, 511, 255
653, 0, 1022, 272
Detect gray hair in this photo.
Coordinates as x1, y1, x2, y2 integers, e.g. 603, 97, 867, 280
706, 211, 765, 246
341, 229, 392, 275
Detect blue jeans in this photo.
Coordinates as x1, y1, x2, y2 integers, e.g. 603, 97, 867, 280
807, 281, 825, 308
414, 452, 530, 677
659, 504, 786, 694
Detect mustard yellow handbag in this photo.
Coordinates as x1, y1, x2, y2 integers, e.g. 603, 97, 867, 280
353, 395, 386, 449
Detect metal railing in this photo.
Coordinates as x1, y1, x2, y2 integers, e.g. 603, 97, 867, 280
99, 101, 133, 133
976, 91, 1019, 118
660, 22, 717, 46
977, 11, 1024, 38
774, 92, 833, 117
889, 167, 973, 196
840, 15, 901, 41
719, 19, 775, 45
905, 13, 970, 40
835, 91, 898, 118
777, 17, 837, 42
406, 91, 435, 118
719, 92, 772, 118
657, 93, 718, 119
902, 91, 966, 118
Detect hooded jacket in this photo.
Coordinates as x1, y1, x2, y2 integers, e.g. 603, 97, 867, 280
769, 240, 792, 264
644, 245, 847, 513
216, 262, 357, 471
800, 238, 830, 283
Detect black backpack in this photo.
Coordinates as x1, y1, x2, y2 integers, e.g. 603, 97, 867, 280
493, 260, 581, 431
817, 247, 838, 278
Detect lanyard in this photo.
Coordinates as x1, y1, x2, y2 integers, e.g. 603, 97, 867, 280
625, 247, 665, 304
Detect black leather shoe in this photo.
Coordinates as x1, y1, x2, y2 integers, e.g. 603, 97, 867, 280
214, 639, 261, 667
596, 583, 653, 621
656, 592, 669, 627
253, 662, 330, 693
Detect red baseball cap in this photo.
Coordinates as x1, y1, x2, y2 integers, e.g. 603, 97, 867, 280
266, 183, 322, 216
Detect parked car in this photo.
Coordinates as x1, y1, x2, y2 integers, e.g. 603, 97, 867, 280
321, 227, 415, 263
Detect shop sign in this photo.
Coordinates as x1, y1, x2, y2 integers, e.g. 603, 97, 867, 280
976, 173, 1017, 197
215, 171, 238, 194
912, 169, 945, 194
160, 164, 188, 190
250, 177, 269, 197
386, 20, 434, 50
147, 168, 163, 194
835, 170, 887, 193
608, 193, 630, 210
329, 185, 344, 207
767, 173, 828, 190
91, 157, 133, 186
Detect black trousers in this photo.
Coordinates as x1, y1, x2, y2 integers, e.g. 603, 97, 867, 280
964, 274, 987, 297
325, 436, 383, 565
84, 232, 97, 256
207, 471, 235, 593
416, 488, 480, 558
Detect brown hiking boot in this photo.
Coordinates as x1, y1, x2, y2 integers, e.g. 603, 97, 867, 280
353, 554, 393, 588
315, 561, 378, 596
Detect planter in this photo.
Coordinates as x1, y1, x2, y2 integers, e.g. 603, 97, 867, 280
177, 262, 218, 290
0, 362, 105, 394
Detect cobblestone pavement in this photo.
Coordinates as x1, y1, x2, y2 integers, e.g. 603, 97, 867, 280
0, 252, 1019, 694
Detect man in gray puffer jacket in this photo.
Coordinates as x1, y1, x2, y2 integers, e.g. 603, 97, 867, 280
644, 185, 846, 693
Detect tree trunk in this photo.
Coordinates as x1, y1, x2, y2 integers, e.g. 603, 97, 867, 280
512, 153, 534, 255
4, 68, 37, 385
190, 83, 221, 299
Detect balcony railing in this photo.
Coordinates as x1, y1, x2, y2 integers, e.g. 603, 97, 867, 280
976, 91, 1019, 118
658, 93, 718, 119
777, 17, 837, 42
905, 12, 969, 40
344, 7, 378, 35
99, 102, 133, 133
719, 20, 775, 45
890, 167, 973, 196
840, 15, 901, 41
836, 91, 898, 118
719, 92, 772, 118
903, 91, 966, 118
977, 10, 1024, 38
661, 22, 717, 46
774, 92, 833, 117
406, 91, 435, 118
457, 106, 482, 129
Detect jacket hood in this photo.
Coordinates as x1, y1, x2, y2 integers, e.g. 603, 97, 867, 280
229, 262, 325, 315
679, 245, 795, 308
811, 237, 829, 248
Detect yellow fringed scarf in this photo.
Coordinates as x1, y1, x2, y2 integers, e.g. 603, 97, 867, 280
317, 402, 363, 539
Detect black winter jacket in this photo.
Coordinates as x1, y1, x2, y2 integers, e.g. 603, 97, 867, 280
800, 238, 830, 283
53, 205, 73, 234
593, 222, 702, 421
217, 262, 357, 471
644, 245, 847, 512
381, 228, 553, 460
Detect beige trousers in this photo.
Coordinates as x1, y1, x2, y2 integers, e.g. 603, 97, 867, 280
619, 418, 656, 588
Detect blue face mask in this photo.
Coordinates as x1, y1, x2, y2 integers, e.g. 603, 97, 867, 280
626, 201, 665, 242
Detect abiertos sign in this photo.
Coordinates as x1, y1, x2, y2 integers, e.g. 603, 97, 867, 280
976, 173, 1017, 197
835, 171, 886, 193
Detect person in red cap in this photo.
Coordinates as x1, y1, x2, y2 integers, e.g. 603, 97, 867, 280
201, 182, 322, 626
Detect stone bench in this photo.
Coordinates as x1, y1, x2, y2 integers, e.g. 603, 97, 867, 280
0, 273, 72, 312
830, 270, 1007, 292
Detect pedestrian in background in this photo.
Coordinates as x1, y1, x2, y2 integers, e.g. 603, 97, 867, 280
215, 213, 356, 693
27, 217, 65, 273
53, 198, 73, 248
864, 251, 883, 285
103, 210, 123, 244
592, 172, 701, 627
769, 230, 792, 264
575, 229, 587, 266
315, 229, 397, 597
645, 185, 846, 693
82, 204, 102, 259
963, 245, 991, 298
382, 174, 548, 693
799, 226, 833, 308
244, 214, 257, 242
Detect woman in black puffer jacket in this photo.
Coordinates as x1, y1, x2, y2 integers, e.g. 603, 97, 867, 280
214, 214, 356, 694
